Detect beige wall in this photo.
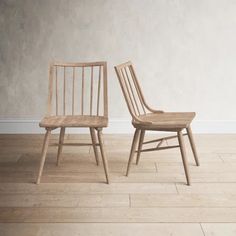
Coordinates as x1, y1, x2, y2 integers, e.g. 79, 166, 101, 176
1, 0, 236, 122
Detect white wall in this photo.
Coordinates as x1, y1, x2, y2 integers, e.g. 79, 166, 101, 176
1, 0, 236, 133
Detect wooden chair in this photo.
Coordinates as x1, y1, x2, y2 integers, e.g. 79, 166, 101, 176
36, 62, 109, 184
114, 61, 200, 185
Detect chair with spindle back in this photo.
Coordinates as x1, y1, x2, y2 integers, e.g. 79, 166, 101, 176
36, 62, 109, 184
114, 61, 200, 185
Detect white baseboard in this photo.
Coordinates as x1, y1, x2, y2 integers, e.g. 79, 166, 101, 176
0, 119, 236, 134
0, 119, 133, 134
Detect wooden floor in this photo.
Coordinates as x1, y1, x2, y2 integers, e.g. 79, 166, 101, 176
0, 133, 236, 235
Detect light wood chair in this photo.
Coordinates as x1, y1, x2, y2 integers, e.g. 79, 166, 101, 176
36, 62, 109, 184
114, 61, 200, 185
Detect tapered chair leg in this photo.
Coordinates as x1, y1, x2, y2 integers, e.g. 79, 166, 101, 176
90, 128, 99, 165
36, 129, 51, 184
57, 127, 65, 166
97, 129, 109, 184
136, 130, 145, 165
126, 129, 141, 176
177, 131, 191, 186
186, 126, 200, 166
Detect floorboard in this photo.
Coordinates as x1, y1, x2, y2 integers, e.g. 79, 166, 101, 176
0, 134, 235, 235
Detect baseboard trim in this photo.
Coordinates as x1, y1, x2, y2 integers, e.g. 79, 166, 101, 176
0, 119, 236, 134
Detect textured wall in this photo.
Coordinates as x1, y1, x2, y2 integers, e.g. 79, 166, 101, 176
1, 0, 236, 120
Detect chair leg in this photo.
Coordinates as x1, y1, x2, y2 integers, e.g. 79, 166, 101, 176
97, 128, 109, 184
56, 127, 65, 166
136, 130, 145, 165
36, 129, 51, 184
90, 127, 99, 165
177, 131, 191, 186
186, 126, 200, 166
126, 129, 141, 176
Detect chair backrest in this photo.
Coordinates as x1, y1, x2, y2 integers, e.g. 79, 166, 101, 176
47, 62, 107, 117
115, 61, 155, 121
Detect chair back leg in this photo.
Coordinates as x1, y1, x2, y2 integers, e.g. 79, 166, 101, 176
36, 129, 51, 184
186, 126, 200, 166
90, 128, 100, 165
57, 127, 65, 166
97, 129, 110, 184
178, 131, 191, 185
136, 130, 145, 165
126, 129, 140, 176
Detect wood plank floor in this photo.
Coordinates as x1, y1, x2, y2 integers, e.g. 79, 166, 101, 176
0, 134, 236, 235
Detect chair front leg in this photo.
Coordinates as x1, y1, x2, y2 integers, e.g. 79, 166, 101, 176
97, 128, 109, 184
126, 128, 141, 176
36, 129, 51, 184
186, 126, 200, 166
57, 127, 65, 166
177, 130, 191, 186
136, 130, 145, 165
90, 127, 99, 165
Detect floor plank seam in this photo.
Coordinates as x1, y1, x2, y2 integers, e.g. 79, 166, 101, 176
2, 206, 236, 209
2, 221, 236, 224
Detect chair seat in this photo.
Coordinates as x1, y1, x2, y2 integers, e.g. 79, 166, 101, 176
132, 112, 195, 131
40, 115, 108, 128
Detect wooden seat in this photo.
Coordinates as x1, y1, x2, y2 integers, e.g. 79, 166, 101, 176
40, 115, 108, 128
133, 112, 195, 130
36, 62, 109, 184
115, 61, 200, 185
